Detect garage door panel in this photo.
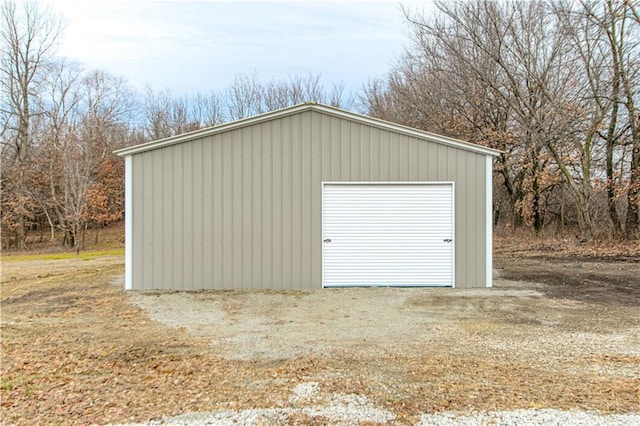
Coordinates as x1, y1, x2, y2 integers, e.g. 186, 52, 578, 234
322, 183, 454, 287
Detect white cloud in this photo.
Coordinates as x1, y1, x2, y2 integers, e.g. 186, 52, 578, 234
35, 0, 430, 94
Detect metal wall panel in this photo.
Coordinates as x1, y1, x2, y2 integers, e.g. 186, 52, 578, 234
130, 110, 488, 289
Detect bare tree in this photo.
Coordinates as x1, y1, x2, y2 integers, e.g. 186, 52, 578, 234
612, 1, 640, 236
394, 1, 569, 232
359, 78, 397, 120
365, 0, 640, 237
0, 0, 64, 247
190, 91, 225, 127
35, 58, 83, 241
226, 72, 350, 120
36, 66, 132, 250
226, 72, 263, 120
262, 79, 291, 111
141, 73, 356, 144
554, 0, 640, 236
143, 87, 220, 139
62, 70, 131, 250
143, 86, 173, 140
328, 81, 354, 109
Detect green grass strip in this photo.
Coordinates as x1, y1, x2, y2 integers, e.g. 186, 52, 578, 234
1, 248, 124, 262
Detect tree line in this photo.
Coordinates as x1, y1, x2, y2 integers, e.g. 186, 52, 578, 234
361, 0, 640, 239
0, 1, 352, 250
2, 0, 639, 251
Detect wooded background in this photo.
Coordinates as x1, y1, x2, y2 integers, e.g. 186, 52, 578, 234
2, 0, 639, 250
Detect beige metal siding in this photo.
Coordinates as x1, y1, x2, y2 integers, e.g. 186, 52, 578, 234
131, 110, 488, 289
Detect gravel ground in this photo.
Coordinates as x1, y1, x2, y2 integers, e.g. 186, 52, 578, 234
115, 378, 640, 426
124, 275, 640, 425
418, 409, 640, 425
115, 381, 397, 426
130, 280, 639, 372
119, 409, 640, 426
116, 383, 640, 426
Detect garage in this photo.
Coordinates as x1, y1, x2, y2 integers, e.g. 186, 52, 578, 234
322, 183, 454, 287
115, 102, 500, 290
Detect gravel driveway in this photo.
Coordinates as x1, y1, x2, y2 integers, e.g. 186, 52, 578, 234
127, 269, 639, 425
131, 277, 637, 365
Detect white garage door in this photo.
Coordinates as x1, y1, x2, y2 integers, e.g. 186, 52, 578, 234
322, 183, 454, 287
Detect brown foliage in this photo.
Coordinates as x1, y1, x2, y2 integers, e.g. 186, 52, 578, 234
363, 0, 640, 238
2, 252, 639, 424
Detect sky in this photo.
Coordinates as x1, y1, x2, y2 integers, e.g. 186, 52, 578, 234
39, 0, 431, 97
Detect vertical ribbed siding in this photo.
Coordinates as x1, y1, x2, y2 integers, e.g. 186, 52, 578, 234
131, 110, 488, 289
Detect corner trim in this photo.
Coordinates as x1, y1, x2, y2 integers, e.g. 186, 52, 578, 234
124, 155, 133, 290
486, 155, 493, 288
451, 181, 456, 289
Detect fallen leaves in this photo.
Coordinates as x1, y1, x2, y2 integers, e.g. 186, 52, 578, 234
1, 253, 639, 425
494, 230, 640, 260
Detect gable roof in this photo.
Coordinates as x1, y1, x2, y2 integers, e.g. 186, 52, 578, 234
114, 102, 502, 157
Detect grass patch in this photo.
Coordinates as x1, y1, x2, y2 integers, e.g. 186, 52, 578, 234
1, 248, 124, 262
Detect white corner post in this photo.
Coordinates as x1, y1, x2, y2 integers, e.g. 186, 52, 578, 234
486, 155, 493, 288
124, 155, 133, 290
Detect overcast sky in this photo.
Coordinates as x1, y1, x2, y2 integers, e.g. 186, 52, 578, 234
38, 0, 431, 97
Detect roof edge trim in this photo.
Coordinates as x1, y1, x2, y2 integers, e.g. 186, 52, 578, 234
114, 103, 502, 157
317, 104, 502, 157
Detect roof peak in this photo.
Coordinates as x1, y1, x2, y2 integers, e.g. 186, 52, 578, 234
115, 102, 501, 157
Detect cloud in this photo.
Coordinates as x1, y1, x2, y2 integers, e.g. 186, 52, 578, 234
40, 0, 426, 94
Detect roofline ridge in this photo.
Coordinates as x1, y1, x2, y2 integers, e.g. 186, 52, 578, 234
114, 103, 502, 157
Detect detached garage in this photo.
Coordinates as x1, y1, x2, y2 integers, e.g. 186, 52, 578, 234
115, 102, 500, 290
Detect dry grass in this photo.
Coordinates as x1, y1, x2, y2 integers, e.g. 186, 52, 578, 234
2, 221, 125, 256
494, 228, 640, 260
1, 256, 305, 424
1, 243, 639, 425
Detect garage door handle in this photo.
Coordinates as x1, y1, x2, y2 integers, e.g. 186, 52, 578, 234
443, 239, 452, 243
324, 239, 332, 243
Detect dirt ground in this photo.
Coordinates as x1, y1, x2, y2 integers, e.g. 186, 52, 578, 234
131, 278, 636, 363
1, 247, 639, 425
